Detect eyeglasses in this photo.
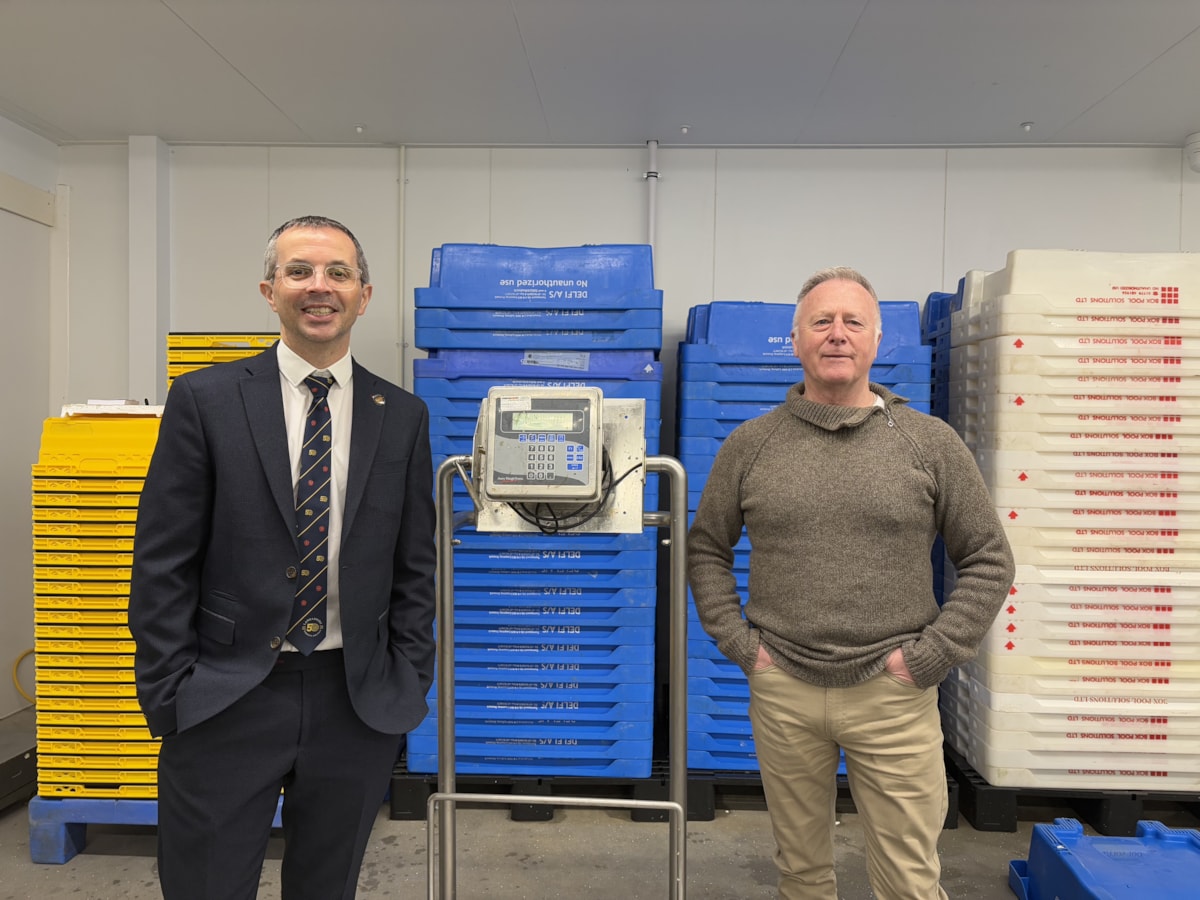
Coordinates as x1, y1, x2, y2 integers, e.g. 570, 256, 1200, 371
274, 262, 362, 291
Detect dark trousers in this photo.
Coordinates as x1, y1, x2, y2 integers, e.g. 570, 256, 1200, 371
155, 650, 403, 900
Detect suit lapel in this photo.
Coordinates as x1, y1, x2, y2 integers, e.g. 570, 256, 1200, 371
241, 346, 298, 541
344, 360, 383, 541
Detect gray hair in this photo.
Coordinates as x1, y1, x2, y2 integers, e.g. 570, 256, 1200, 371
262, 215, 370, 285
794, 266, 881, 332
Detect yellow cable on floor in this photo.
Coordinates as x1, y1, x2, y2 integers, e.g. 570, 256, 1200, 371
12, 648, 34, 704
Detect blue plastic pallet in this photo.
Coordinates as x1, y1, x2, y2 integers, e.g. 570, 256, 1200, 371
416, 326, 662, 353
29, 796, 283, 865
687, 749, 759, 771
687, 675, 750, 701
426, 244, 658, 297
406, 753, 652, 778
451, 546, 658, 571
445, 661, 655, 685
408, 732, 652, 759
416, 349, 660, 379
1009, 818, 1200, 900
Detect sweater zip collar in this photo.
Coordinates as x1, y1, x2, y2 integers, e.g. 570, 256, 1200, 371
786, 382, 902, 432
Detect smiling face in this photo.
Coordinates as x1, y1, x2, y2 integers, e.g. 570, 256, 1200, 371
791, 278, 882, 406
259, 225, 372, 369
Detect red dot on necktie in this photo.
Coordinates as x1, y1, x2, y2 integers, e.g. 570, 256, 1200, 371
310, 418, 318, 427
322, 465, 329, 473
315, 586, 323, 593
319, 525, 326, 533
303, 539, 310, 547
307, 479, 314, 486
300, 599, 308, 606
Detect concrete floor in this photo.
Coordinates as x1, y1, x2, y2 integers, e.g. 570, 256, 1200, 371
3, 703, 1196, 899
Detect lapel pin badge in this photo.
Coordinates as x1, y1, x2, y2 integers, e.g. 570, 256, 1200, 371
372, 394, 386, 406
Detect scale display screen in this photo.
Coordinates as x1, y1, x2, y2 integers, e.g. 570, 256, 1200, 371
480, 387, 603, 502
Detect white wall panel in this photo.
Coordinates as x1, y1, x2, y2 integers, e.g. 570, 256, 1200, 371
709, 149, 947, 305
58, 145, 130, 402
170, 145, 271, 335
944, 147, 1184, 287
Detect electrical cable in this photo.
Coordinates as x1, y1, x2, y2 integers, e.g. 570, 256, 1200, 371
508, 449, 644, 535
12, 648, 34, 704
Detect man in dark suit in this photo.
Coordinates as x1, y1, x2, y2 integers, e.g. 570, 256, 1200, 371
129, 215, 436, 900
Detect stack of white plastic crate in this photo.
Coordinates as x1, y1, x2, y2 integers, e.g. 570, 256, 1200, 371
943, 249, 1200, 793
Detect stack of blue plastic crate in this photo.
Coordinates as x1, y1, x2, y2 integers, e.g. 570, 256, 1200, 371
407, 244, 664, 778
679, 300, 932, 772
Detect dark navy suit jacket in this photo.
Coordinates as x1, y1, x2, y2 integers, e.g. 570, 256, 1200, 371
129, 344, 436, 738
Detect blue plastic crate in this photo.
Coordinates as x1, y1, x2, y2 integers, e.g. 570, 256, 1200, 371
452, 605, 656, 629
678, 398, 779, 421
406, 752, 652, 778
451, 545, 658, 572
1009, 818, 1200, 900
688, 712, 754, 736
453, 528, 658, 553
452, 641, 654, 665
422, 695, 654, 721
685, 300, 924, 362
417, 377, 662, 403
416, 326, 662, 353
687, 675, 750, 701
416, 349, 660, 379
450, 568, 656, 589
426, 243, 658, 298
687, 749, 759, 772
415, 306, 662, 332
414, 711, 653, 738
407, 731, 653, 760
449, 583, 655, 609
688, 693, 751, 718
451, 622, 655, 646
439, 672, 652, 696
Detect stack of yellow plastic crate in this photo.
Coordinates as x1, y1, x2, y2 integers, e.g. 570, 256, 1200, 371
166, 332, 276, 388
32, 413, 161, 799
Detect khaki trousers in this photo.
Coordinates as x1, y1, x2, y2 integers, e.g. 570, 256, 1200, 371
747, 666, 950, 900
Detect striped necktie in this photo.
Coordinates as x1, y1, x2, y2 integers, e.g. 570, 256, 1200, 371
288, 372, 333, 654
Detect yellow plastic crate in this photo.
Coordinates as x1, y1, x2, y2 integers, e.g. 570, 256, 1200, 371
31, 492, 142, 508
34, 582, 130, 597
38, 782, 158, 799
34, 624, 132, 642
167, 332, 276, 349
35, 664, 135, 681
34, 596, 130, 611
38, 724, 153, 741
31, 477, 145, 493
34, 654, 135, 670
33, 507, 138, 522
39, 755, 158, 771
34, 609, 129, 625
33, 536, 133, 552
33, 551, 133, 567
37, 417, 161, 460
38, 740, 158, 757
33, 521, 136, 538
38, 711, 148, 728
35, 566, 133, 581
36, 696, 141, 712
166, 348, 267, 363
32, 458, 152, 477
34, 638, 136, 655
35, 681, 137, 698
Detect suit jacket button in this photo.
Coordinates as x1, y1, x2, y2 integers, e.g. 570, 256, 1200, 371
286, 566, 298, 579
270, 636, 282, 650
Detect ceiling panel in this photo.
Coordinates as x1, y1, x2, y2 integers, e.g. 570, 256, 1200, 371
1, 0, 1198, 148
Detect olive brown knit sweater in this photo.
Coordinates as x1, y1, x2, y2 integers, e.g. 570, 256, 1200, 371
687, 382, 1015, 690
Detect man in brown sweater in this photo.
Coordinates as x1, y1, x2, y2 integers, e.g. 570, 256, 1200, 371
688, 267, 1014, 899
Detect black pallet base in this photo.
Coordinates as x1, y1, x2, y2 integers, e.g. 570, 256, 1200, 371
390, 762, 959, 829
944, 742, 1200, 836
390, 760, 677, 823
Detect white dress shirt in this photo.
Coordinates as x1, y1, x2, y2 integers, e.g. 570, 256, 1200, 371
276, 341, 354, 652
